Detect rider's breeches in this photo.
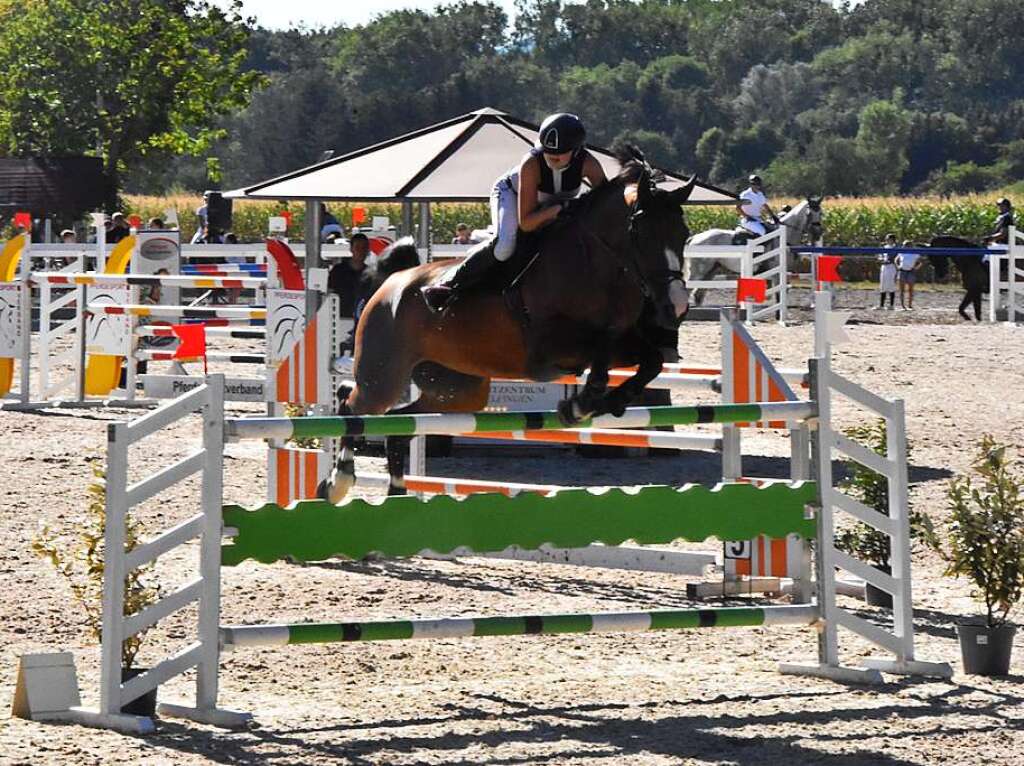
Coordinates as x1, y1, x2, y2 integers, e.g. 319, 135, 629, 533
491, 179, 519, 262
741, 217, 767, 236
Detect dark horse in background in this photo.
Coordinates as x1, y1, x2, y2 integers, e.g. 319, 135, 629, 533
927, 236, 1008, 320
324, 149, 696, 502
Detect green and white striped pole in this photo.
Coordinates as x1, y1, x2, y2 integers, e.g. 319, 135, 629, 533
221, 605, 819, 648
226, 401, 816, 441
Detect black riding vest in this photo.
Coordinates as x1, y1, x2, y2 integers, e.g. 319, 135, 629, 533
503, 148, 587, 205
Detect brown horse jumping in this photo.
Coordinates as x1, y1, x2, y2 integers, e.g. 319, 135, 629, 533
326, 152, 695, 502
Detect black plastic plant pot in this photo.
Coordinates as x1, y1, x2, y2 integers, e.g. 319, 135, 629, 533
957, 623, 1017, 676
864, 565, 893, 608
120, 667, 158, 717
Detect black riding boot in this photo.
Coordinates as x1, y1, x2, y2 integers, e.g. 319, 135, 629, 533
422, 237, 499, 311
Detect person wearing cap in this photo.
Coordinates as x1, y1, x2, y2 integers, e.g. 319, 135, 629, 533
984, 198, 1014, 247
422, 112, 606, 311
108, 212, 131, 243
736, 175, 780, 238
191, 191, 211, 244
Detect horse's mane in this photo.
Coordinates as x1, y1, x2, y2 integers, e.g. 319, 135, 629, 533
562, 145, 662, 219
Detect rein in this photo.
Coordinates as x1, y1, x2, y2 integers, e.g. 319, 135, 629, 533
623, 175, 685, 299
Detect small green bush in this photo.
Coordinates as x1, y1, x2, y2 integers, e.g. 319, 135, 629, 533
924, 436, 1024, 628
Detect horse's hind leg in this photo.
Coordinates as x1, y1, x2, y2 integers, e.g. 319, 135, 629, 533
383, 364, 490, 496
322, 309, 420, 503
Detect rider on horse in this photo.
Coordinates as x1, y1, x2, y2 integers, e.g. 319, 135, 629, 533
422, 112, 607, 311
735, 175, 780, 242
985, 197, 1014, 247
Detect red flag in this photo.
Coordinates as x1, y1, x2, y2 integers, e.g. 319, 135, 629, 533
818, 255, 843, 283
172, 324, 206, 362
13, 211, 31, 230
352, 206, 367, 225
736, 277, 767, 304
128, 214, 142, 229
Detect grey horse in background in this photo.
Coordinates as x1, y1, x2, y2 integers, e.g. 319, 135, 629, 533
685, 197, 823, 305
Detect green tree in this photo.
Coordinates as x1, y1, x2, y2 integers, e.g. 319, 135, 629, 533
856, 99, 913, 192
559, 61, 643, 146
0, 0, 264, 209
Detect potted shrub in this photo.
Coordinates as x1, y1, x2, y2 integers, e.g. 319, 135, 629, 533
924, 435, 1024, 676
834, 419, 927, 607
33, 458, 162, 714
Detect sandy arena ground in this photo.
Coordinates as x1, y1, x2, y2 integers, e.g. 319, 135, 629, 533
1, 285, 1023, 765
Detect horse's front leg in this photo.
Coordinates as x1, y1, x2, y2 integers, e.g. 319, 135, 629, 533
557, 345, 611, 426
598, 338, 664, 418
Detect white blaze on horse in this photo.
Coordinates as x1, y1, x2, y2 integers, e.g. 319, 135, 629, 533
685, 197, 823, 305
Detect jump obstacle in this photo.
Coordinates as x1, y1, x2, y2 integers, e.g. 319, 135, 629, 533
275, 303, 814, 593
0, 232, 309, 408
20, 291, 951, 734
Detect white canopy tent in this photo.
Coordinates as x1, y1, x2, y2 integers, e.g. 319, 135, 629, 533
224, 107, 737, 278
225, 107, 737, 204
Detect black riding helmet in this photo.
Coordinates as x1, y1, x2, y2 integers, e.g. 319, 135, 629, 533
749, 175, 763, 187
538, 113, 586, 155
996, 197, 1012, 208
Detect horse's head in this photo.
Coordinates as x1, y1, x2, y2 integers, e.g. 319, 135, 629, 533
927, 235, 977, 281
628, 168, 695, 330
779, 197, 824, 244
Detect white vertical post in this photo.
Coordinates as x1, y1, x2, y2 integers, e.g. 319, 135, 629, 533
93, 213, 107, 273
98, 421, 129, 716
1007, 226, 1018, 324
886, 397, 916, 663
196, 375, 225, 712
741, 242, 754, 323
124, 285, 140, 401
417, 203, 431, 258
719, 309, 742, 481
17, 237, 31, 403
409, 435, 427, 499
809, 356, 840, 668
74, 284, 87, 402
39, 280, 52, 397
778, 227, 788, 324
812, 292, 840, 667
989, 248, 999, 323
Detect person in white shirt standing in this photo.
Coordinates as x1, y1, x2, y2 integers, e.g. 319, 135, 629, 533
895, 241, 922, 309
735, 175, 780, 239
876, 233, 898, 310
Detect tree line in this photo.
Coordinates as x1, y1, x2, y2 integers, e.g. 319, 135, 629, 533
1, 0, 1022, 205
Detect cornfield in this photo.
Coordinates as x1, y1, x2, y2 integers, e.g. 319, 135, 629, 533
127, 192, 1011, 250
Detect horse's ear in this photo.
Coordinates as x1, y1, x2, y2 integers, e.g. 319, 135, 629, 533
668, 175, 697, 206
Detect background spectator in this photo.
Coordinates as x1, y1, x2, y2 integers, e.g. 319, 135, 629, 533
108, 212, 130, 243
320, 203, 344, 242
896, 241, 922, 310
328, 232, 370, 317
876, 233, 897, 309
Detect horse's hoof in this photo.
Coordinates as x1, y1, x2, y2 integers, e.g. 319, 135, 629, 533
557, 399, 586, 426
322, 465, 355, 505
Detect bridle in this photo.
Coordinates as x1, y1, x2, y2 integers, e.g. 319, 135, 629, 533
623, 170, 686, 301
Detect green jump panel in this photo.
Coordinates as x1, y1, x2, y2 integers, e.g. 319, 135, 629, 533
222, 482, 817, 566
